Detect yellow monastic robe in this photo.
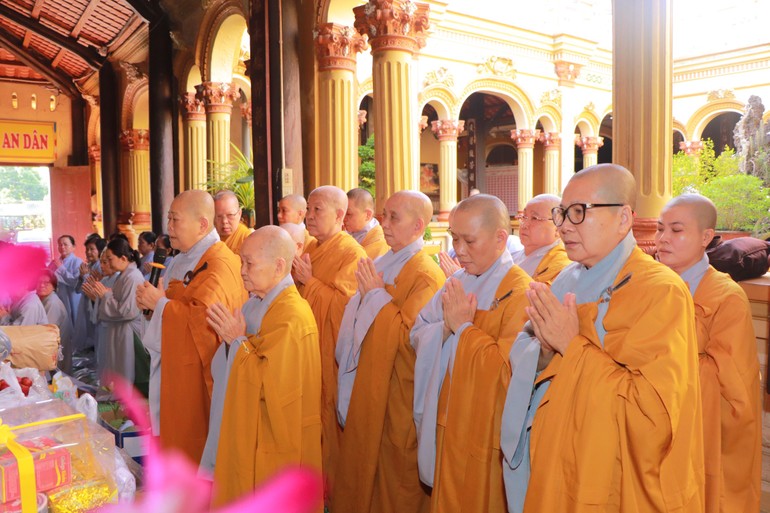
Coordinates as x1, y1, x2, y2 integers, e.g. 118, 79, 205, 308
160, 242, 248, 464
297, 230, 367, 499
526, 248, 704, 513
333, 250, 445, 513
223, 222, 252, 255
532, 243, 571, 284
214, 285, 321, 505
361, 223, 389, 260
304, 229, 316, 252
693, 267, 760, 513
433, 266, 531, 513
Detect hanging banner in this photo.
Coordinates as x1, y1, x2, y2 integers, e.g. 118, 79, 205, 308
0, 120, 57, 164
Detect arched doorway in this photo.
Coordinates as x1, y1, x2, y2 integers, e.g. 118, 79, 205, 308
701, 112, 741, 155
598, 113, 613, 164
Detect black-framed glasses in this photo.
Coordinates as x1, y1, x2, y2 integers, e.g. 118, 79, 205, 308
551, 203, 625, 227
514, 214, 552, 224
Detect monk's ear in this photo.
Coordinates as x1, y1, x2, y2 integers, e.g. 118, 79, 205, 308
702, 228, 715, 249
495, 228, 508, 247
618, 205, 634, 232
335, 208, 346, 225
365, 208, 374, 221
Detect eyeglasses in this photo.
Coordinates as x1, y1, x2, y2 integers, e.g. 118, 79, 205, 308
215, 211, 241, 222
514, 214, 552, 224
551, 203, 625, 227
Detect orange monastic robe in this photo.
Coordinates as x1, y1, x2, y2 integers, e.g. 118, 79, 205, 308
693, 267, 761, 513
333, 250, 445, 513
160, 242, 247, 463
223, 222, 252, 255
526, 248, 704, 513
214, 285, 321, 505
297, 230, 367, 497
361, 223, 389, 260
433, 266, 530, 513
532, 243, 571, 283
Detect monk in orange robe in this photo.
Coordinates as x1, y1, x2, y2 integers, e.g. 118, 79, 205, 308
292, 185, 367, 502
345, 187, 389, 259
505, 164, 704, 513
655, 194, 760, 513
411, 194, 531, 513
278, 193, 315, 249
333, 191, 444, 513
208, 227, 321, 506
136, 190, 247, 464
511, 194, 571, 283
214, 190, 253, 255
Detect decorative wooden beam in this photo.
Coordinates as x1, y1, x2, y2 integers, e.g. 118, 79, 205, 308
22, 30, 32, 48
71, 0, 100, 39
51, 48, 65, 69
0, 33, 78, 96
0, 3, 104, 69
108, 14, 144, 52
31, 0, 46, 20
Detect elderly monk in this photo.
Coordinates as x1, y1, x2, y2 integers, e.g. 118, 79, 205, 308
213, 190, 252, 255
292, 185, 367, 501
136, 190, 247, 464
655, 194, 760, 513
502, 164, 704, 513
206, 227, 321, 505
345, 188, 389, 259
278, 193, 315, 250
411, 194, 531, 513
334, 191, 444, 513
280, 222, 306, 258
511, 194, 571, 283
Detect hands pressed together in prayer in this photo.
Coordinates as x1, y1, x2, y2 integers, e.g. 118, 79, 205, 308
525, 282, 579, 356
292, 253, 313, 286
82, 277, 109, 299
438, 251, 461, 277
79, 262, 90, 277
441, 277, 477, 341
136, 277, 166, 313
355, 257, 384, 296
207, 302, 246, 344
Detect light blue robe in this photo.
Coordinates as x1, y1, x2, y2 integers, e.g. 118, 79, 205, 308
41, 292, 74, 372
54, 253, 84, 326
510, 239, 560, 276
73, 260, 101, 352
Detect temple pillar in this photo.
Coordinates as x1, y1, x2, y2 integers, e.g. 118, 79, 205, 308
88, 145, 103, 236
128, 129, 151, 234
431, 119, 464, 221
539, 132, 561, 194
511, 129, 538, 212
118, 130, 134, 241
612, 0, 672, 252
200, 82, 240, 182
354, 0, 430, 213
181, 92, 207, 190
576, 135, 603, 169
240, 101, 253, 162
314, 23, 367, 191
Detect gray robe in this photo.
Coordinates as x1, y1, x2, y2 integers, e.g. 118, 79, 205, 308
73, 261, 101, 351
41, 292, 74, 372
54, 253, 84, 326
1, 292, 48, 326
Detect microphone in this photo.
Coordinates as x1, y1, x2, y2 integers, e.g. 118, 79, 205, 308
143, 247, 168, 316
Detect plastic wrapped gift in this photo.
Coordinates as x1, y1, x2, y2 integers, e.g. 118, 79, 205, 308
0, 399, 121, 513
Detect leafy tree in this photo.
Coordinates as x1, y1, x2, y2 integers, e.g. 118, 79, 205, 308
671, 139, 739, 196
699, 174, 770, 232
358, 134, 375, 196
0, 167, 47, 201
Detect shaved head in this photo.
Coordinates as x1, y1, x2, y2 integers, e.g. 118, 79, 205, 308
311, 185, 348, 212
527, 194, 561, 211
174, 189, 215, 226
307, 185, 347, 242
213, 190, 239, 205
213, 190, 242, 238
572, 164, 637, 210
664, 194, 717, 230
392, 190, 434, 225
168, 190, 215, 252
347, 188, 375, 211
382, 191, 434, 252
277, 194, 308, 224
280, 194, 307, 211
455, 194, 511, 235
242, 226, 296, 279
280, 222, 306, 257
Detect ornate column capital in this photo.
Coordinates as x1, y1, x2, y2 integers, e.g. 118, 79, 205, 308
88, 144, 101, 163
431, 119, 464, 142
353, 0, 430, 55
575, 135, 604, 154
538, 131, 561, 150
180, 92, 206, 121
511, 128, 539, 149
119, 129, 135, 151
120, 129, 150, 150
240, 101, 253, 126
358, 109, 368, 127
315, 23, 368, 72
679, 140, 703, 156
554, 60, 582, 87
200, 82, 241, 114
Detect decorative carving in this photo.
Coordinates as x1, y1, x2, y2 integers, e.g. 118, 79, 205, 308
554, 60, 581, 86
200, 82, 241, 114
240, 101, 253, 126
575, 135, 604, 153
418, 115, 429, 132
679, 140, 703, 156
431, 119, 464, 142
707, 89, 735, 102
180, 92, 205, 117
538, 131, 561, 150
119, 129, 150, 151
424, 67, 454, 88
119, 129, 134, 151
315, 23, 368, 72
511, 129, 539, 149
358, 110, 368, 127
540, 89, 561, 107
585, 102, 595, 112
120, 62, 145, 84
353, 0, 431, 54
476, 56, 516, 78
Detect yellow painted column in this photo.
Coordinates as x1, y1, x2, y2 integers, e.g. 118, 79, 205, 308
612, 0, 672, 252
315, 23, 367, 192
354, 0, 430, 213
129, 129, 151, 233
576, 135, 603, 169
511, 129, 538, 212
88, 145, 104, 237
431, 119, 464, 221
117, 131, 134, 242
181, 92, 208, 190
540, 132, 561, 194
201, 82, 240, 182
